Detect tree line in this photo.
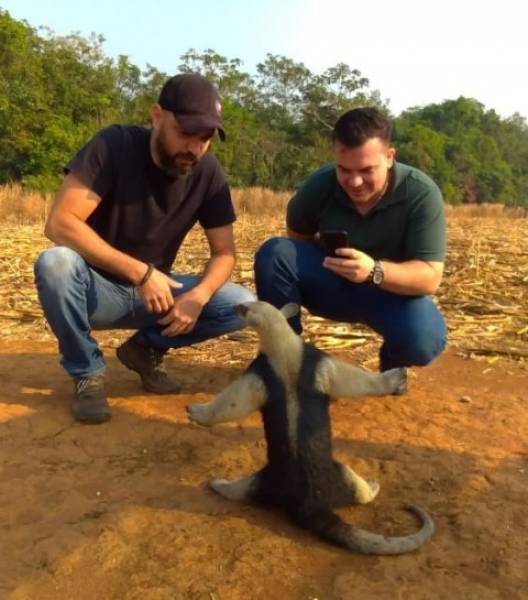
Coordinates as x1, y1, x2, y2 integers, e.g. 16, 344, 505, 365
1, 9, 527, 205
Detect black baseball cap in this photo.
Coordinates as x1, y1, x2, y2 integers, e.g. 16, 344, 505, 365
158, 73, 225, 141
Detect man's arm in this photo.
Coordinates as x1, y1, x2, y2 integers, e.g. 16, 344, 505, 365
193, 224, 237, 303
45, 173, 148, 284
286, 169, 331, 242
157, 223, 236, 336
45, 173, 181, 312
286, 227, 316, 243
324, 249, 444, 295
375, 258, 444, 295
288, 226, 444, 295
324, 179, 446, 295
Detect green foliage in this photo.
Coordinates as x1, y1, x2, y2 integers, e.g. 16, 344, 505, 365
395, 98, 528, 206
1, 9, 527, 205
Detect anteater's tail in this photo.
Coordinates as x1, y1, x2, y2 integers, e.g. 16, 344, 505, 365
303, 505, 434, 555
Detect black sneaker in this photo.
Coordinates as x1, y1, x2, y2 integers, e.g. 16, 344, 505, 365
72, 374, 111, 424
116, 337, 181, 394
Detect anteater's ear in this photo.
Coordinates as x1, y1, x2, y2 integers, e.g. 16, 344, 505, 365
280, 303, 300, 320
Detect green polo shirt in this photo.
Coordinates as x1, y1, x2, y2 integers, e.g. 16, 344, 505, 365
287, 162, 446, 262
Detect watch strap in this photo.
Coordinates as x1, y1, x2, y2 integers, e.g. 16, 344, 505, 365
367, 260, 384, 285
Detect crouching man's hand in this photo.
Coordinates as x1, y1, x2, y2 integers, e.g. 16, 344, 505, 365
157, 287, 210, 336
323, 248, 375, 283
137, 268, 183, 313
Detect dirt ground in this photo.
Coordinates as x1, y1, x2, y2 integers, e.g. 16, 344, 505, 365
0, 338, 527, 600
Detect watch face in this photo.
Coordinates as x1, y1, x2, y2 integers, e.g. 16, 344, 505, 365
373, 266, 384, 285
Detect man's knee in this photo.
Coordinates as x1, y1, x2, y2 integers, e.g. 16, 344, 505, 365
221, 282, 256, 306
34, 247, 86, 288
204, 283, 256, 323
404, 327, 446, 366
254, 237, 293, 272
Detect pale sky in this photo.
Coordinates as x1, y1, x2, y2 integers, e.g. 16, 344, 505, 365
2, 0, 526, 119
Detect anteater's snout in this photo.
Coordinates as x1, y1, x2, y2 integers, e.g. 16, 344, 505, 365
235, 304, 249, 318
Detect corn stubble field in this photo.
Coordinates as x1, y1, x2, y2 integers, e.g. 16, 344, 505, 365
0, 184, 526, 370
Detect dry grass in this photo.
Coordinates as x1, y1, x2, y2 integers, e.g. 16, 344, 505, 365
0, 184, 292, 225
231, 187, 291, 217
0, 185, 526, 370
0, 184, 52, 224
445, 203, 528, 218
2, 183, 526, 224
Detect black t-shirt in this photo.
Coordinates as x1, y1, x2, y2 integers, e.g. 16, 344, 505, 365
65, 125, 235, 279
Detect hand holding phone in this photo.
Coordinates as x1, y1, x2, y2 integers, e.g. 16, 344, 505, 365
320, 230, 349, 257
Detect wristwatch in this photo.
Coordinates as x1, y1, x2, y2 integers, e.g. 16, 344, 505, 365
367, 260, 384, 285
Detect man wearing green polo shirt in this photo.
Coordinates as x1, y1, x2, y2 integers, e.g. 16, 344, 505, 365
254, 107, 447, 371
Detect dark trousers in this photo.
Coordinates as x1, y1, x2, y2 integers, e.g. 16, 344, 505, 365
254, 237, 446, 370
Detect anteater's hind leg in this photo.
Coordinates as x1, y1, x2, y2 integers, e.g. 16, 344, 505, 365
331, 462, 380, 507
209, 470, 263, 502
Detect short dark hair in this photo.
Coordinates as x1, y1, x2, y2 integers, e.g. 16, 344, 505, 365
332, 107, 392, 147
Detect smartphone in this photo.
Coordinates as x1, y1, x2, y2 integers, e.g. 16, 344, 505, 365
320, 230, 349, 257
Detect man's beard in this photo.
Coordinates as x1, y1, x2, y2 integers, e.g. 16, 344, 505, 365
154, 136, 198, 177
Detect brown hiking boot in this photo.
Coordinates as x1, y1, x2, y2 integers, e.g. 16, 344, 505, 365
116, 337, 181, 394
72, 374, 111, 424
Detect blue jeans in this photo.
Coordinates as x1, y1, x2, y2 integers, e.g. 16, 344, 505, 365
34, 247, 256, 378
254, 237, 446, 370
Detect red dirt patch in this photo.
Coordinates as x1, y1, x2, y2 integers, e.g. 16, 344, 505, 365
0, 341, 527, 599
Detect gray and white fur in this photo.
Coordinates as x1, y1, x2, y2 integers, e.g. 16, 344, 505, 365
187, 301, 434, 555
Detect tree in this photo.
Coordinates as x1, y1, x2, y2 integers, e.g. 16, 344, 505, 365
1, 10, 527, 203
396, 97, 528, 206
178, 48, 256, 107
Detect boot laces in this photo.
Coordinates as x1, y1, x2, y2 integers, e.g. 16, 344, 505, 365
75, 374, 104, 394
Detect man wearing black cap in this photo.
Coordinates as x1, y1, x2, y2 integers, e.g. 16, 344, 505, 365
34, 73, 255, 424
